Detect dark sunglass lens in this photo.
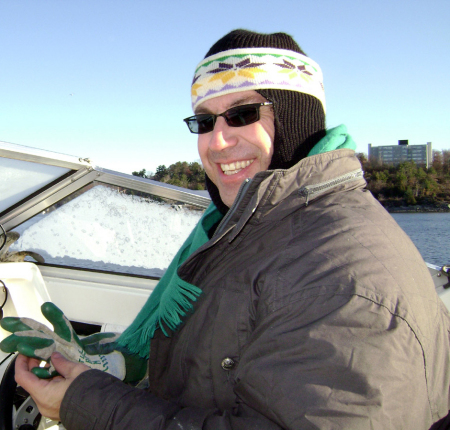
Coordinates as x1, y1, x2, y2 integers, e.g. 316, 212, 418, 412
186, 115, 214, 134
226, 106, 259, 127
196, 115, 215, 134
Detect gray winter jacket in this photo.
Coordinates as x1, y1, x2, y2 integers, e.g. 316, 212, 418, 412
61, 149, 450, 429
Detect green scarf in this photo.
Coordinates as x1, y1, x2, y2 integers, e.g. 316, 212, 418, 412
307, 124, 356, 156
117, 203, 222, 358
117, 125, 356, 358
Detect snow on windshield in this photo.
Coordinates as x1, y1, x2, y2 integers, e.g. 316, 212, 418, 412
13, 185, 203, 276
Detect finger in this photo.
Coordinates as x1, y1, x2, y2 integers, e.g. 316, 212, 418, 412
5, 317, 51, 335
81, 332, 119, 346
50, 352, 90, 379
31, 367, 59, 379
83, 342, 116, 355
16, 355, 42, 372
17, 340, 55, 361
0, 334, 21, 353
0, 334, 53, 354
82, 332, 119, 355
15, 354, 42, 388
0, 317, 33, 333
41, 303, 80, 345
27, 357, 43, 371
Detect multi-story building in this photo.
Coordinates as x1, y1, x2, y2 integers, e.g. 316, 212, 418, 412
368, 141, 432, 168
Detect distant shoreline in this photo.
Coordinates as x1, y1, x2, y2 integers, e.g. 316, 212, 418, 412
385, 205, 450, 214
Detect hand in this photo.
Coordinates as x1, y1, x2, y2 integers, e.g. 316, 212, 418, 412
15, 352, 89, 421
1, 302, 126, 380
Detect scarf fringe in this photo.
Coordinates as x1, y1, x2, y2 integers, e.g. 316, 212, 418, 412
117, 203, 222, 359
118, 281, 203, 358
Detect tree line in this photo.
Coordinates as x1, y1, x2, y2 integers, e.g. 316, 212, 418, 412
132, 161, 205, 191
357, 149, 450, 208
133, 149, 450, 208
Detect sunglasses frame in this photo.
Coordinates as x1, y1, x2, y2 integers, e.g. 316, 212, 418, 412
183, 102, 273, 134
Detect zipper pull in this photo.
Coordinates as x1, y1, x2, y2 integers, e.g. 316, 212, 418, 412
299, 188, 310, 206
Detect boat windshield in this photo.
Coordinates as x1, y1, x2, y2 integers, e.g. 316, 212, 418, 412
1, 141, 209, 278
10, 182, 203, 277
0, 157, 70, 213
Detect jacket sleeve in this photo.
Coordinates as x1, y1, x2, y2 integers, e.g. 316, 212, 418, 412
60, 290, 442, 430
60, 369, 282, 430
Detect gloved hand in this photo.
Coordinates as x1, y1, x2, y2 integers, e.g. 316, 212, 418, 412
0, 302, 147, 383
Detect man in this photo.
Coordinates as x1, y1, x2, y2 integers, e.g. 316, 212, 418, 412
3, 29, 450, 429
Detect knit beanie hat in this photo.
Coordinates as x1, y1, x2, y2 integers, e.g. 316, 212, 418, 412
194, 29, 326, 213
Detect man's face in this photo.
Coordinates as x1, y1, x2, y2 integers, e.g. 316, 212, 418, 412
196, 90, 275, 207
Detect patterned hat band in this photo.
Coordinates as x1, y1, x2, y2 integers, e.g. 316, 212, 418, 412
191, 47, 326, 113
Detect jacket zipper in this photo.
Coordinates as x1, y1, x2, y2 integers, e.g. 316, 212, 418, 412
212, 178, 252, 239
298, 168, 364, 206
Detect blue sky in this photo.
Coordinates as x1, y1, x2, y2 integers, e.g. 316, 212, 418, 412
1, 0, 449, 175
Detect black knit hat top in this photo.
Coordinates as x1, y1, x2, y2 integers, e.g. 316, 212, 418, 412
201, 29, 326, 213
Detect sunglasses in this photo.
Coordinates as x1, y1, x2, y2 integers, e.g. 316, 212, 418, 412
183, 102, 273, 134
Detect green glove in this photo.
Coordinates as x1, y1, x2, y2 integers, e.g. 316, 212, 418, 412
81, 331, 148, 383
0, 302, 147, 383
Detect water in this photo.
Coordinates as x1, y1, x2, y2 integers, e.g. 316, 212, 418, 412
391, 212, 450, 266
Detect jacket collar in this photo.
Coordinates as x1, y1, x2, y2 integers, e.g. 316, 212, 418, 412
214, 148, 366, 243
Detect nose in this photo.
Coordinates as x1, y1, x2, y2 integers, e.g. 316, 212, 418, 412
208, 117, 238, 151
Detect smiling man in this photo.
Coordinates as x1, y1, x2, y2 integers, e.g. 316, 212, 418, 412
192, 91, 275, 207
6, 29, 450, 430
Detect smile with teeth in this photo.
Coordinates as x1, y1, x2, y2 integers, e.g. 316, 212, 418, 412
220, 159, 254, 176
